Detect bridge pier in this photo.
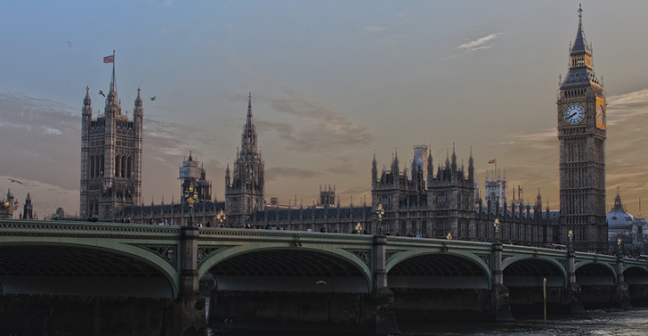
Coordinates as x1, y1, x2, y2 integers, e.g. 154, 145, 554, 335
565, 249, 585, 313
614, 255, 632, 310
174, 226, 207, 336
489, 241, 513, 321
372, 235, 401, 335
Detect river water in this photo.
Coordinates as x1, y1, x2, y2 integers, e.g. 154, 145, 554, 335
209, 307, 648, 335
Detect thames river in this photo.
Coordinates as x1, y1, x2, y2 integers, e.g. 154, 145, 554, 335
209, 307, 648, 336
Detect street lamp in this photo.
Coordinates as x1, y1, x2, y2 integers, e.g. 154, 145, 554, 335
355, 222, 362, 234
618, 238, 623, 256
217, 210, 226, 227
184, 185, 198, 227
376, 204, 385, 236
3, 195, 19, 219
568, 230, 574, 253
493, 219, 501, 244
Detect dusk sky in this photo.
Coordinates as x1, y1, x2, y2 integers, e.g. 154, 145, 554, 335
1, 1, 648, 218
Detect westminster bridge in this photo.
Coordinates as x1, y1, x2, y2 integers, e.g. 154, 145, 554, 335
2, 219, 648, 335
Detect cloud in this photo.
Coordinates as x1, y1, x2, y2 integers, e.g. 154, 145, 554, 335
605, 88, 648, 126
446, 33, 504, 59
265, 167, 321, 182
457, 33, 504, 53
261, 87, 374, 155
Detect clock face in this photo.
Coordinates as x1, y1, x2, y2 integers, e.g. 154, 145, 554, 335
564, 104, 584, 125
597, 105, 605, 125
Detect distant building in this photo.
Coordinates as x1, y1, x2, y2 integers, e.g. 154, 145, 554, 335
22, 192, 33, 219
0, 189, 18, 219
179, 152, 213, 203
319, 185, 335, 206
607, 191, 648, 255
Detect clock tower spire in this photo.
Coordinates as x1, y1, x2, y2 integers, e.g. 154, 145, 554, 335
557, 4, 607, 252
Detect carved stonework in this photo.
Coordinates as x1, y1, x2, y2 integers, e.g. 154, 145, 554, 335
196, 247, 224, 266
345, 249, 371, 266
139, 245, 179, 268
478, 254, 491, 266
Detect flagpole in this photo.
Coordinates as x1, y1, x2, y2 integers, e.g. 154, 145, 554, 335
112, 50, 116, 93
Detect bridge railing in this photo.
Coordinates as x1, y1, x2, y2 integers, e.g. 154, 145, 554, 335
198, 227, 375, 244
385, 236, 494, 253
0, 219, 181, 238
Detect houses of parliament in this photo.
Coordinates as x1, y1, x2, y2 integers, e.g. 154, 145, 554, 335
72, 8, 608, 252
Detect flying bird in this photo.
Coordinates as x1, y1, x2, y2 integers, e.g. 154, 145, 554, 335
99, 90, 105, 97
150, 96, 156, 101
7, 178, 23, 185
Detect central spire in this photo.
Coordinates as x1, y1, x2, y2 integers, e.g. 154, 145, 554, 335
240, 92, 258, 157
247, 92, 253, 121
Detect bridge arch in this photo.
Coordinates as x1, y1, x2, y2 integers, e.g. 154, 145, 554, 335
0, 240, 179, 298
624, 265, 648, 285
502, 256, 567, 287
575, 261, 617, 286
197, 245, 373, 293
386, 250, 491, 289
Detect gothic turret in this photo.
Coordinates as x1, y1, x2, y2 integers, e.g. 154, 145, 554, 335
225, 93, 265, 226
134, 87, 143, 108
371, 151, 377, 186
451, 144, 457, 172
468, 147, 475, 182
22, 192, 33, 220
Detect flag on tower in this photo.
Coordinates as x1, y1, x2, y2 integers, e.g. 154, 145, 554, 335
488, 159, 496, 164
103, 55, 114, 63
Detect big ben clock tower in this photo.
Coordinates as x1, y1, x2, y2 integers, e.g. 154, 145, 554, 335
557, 5, 607, 252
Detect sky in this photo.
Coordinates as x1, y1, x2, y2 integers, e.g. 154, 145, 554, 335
1, 1, 648, 219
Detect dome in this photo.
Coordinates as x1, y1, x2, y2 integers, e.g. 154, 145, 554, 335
607, 191, 634, 229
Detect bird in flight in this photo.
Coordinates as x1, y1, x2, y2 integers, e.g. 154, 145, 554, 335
99, 90, 105, 97
150, 96, 156, 101
7, 178, 23, 185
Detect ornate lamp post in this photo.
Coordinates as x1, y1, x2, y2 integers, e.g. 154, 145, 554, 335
3, 195, 19, 219
376, 204, 385, 236
184, 185, 198, 227
493, 219, 501, 244
618, 238, 623, 256
355, 222, 362, 234
568, 230, 574, 253
217, 210, 226, 227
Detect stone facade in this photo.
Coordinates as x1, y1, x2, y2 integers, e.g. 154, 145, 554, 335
79, 64, 143, 220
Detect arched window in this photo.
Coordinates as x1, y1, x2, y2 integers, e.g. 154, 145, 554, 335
121, 155, 126, 178
100, 155, 104, 176
115, 155, 121, 177
90, 156, 95, 178
127, 157, 132, 178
